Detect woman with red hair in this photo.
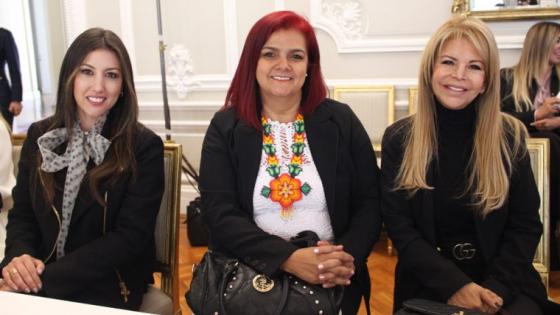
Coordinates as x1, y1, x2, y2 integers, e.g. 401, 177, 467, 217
199, 10, 381, 314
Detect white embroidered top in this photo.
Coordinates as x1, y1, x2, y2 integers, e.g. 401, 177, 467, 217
252, 119, 334, 241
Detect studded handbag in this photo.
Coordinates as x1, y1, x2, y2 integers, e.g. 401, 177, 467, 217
185, 231, 344, 315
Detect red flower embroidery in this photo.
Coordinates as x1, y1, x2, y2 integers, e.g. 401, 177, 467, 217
269, 174, 302, 217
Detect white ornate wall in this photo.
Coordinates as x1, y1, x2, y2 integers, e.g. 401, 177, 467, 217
31, 0, 558, 212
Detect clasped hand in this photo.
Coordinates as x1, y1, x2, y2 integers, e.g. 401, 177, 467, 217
281, 240, 355, 288
447, 282, 503, 314
0, 254, 44, 293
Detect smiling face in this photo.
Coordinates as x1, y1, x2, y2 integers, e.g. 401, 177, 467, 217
256, 28, 308, 108
431, 38, 486, 110
73, 48, 123, 130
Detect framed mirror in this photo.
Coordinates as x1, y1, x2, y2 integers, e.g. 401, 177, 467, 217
452, 0, 560, 21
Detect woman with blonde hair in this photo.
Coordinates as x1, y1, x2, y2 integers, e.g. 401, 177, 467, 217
500, 21, 560, 270
382, 16, 559, 314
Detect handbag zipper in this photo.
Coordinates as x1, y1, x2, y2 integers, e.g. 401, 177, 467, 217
43, 205, 61, 262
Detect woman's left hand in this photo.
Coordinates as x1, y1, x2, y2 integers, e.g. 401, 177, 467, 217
531, 116, 560, 131
1, 254, 44, 293
315, 241, 355, 288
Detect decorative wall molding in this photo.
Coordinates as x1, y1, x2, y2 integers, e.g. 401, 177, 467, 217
61, 0, 87, 47
135, 74, 231, 92
321, 0, 364, 40
166, 45, 199, 98
223, 0, 239, 75
119, 0, 137, 73
310, 0, 525, 53
327, 78, 417, 89
143, 120, 211, 134
140, 100, 222, 111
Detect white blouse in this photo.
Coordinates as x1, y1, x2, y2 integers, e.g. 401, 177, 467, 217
252, 119, 334, 242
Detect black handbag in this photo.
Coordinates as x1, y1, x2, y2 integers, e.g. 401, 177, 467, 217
185, 231, 344, 315
395, 299, 486, 315
186, 196, 209, 246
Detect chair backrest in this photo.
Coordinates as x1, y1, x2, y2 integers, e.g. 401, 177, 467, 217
154, 141, 182, 314
11, 133, 25, 176
408, 86, 418, 116
333, 85, 395, 153
527, 138, 550, 290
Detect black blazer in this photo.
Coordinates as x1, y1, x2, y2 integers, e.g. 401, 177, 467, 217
0, 116, 164, 310
381, 117, 558, 314
0, 28, 22, 104
199, 99, 381, 311
500, 67, 560, 131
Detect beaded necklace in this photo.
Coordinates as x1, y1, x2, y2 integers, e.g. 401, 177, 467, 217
260, 113, 312, 218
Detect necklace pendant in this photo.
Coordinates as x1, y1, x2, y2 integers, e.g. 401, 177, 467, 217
281, 205, 294, 218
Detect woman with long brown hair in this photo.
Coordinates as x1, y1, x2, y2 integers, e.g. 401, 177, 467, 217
382, 16, 559, 314
0, 28, 164, 311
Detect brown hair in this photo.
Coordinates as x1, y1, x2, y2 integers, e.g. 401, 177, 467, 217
38, 28, 138, 206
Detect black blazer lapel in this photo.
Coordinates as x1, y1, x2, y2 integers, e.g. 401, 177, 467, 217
233, 121, 262, 215
69, 159, 108, 226
304, 108, 338, 217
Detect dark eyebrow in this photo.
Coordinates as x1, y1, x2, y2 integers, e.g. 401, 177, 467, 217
81, 63, 121, 71
261, 46, 306, 54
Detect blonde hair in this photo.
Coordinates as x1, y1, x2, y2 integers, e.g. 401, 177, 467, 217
510, 21, 560, 112
396, 16, 527, 216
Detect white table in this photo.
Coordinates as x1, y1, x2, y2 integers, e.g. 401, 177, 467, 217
0, 291, 153, 315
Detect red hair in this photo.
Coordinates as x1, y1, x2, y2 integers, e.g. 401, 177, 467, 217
223, 11, 327, 129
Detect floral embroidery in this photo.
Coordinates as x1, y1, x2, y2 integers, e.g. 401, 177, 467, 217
260, 114, 311, 218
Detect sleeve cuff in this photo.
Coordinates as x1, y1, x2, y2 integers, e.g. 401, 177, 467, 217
482, 277, 513, 306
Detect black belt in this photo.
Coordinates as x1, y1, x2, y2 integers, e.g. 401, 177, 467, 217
438, 236, 479, 261
450, 242, 476, 260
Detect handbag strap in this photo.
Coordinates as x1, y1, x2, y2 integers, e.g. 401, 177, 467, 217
217, 262, 236, 315
274, 275, 290, 315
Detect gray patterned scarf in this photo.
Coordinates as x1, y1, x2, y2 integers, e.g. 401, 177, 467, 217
37, 116, 111, 258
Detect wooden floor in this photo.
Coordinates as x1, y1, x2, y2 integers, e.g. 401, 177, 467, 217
178, 217, 560, 314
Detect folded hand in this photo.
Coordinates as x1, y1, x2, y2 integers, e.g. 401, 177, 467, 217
1, 254, 44, 294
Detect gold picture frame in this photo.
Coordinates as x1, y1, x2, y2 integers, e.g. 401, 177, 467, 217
408, 86, 418, 116
452, 0, 560, 21
527, 137, 550, 290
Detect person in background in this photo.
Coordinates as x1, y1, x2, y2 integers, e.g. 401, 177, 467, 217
500, 21, 560, 271
0, 116, 16, 262
382, 16, 560, 314
199, 11, 381, 314
0, 28, 164, 311
0, 28, 23, 128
